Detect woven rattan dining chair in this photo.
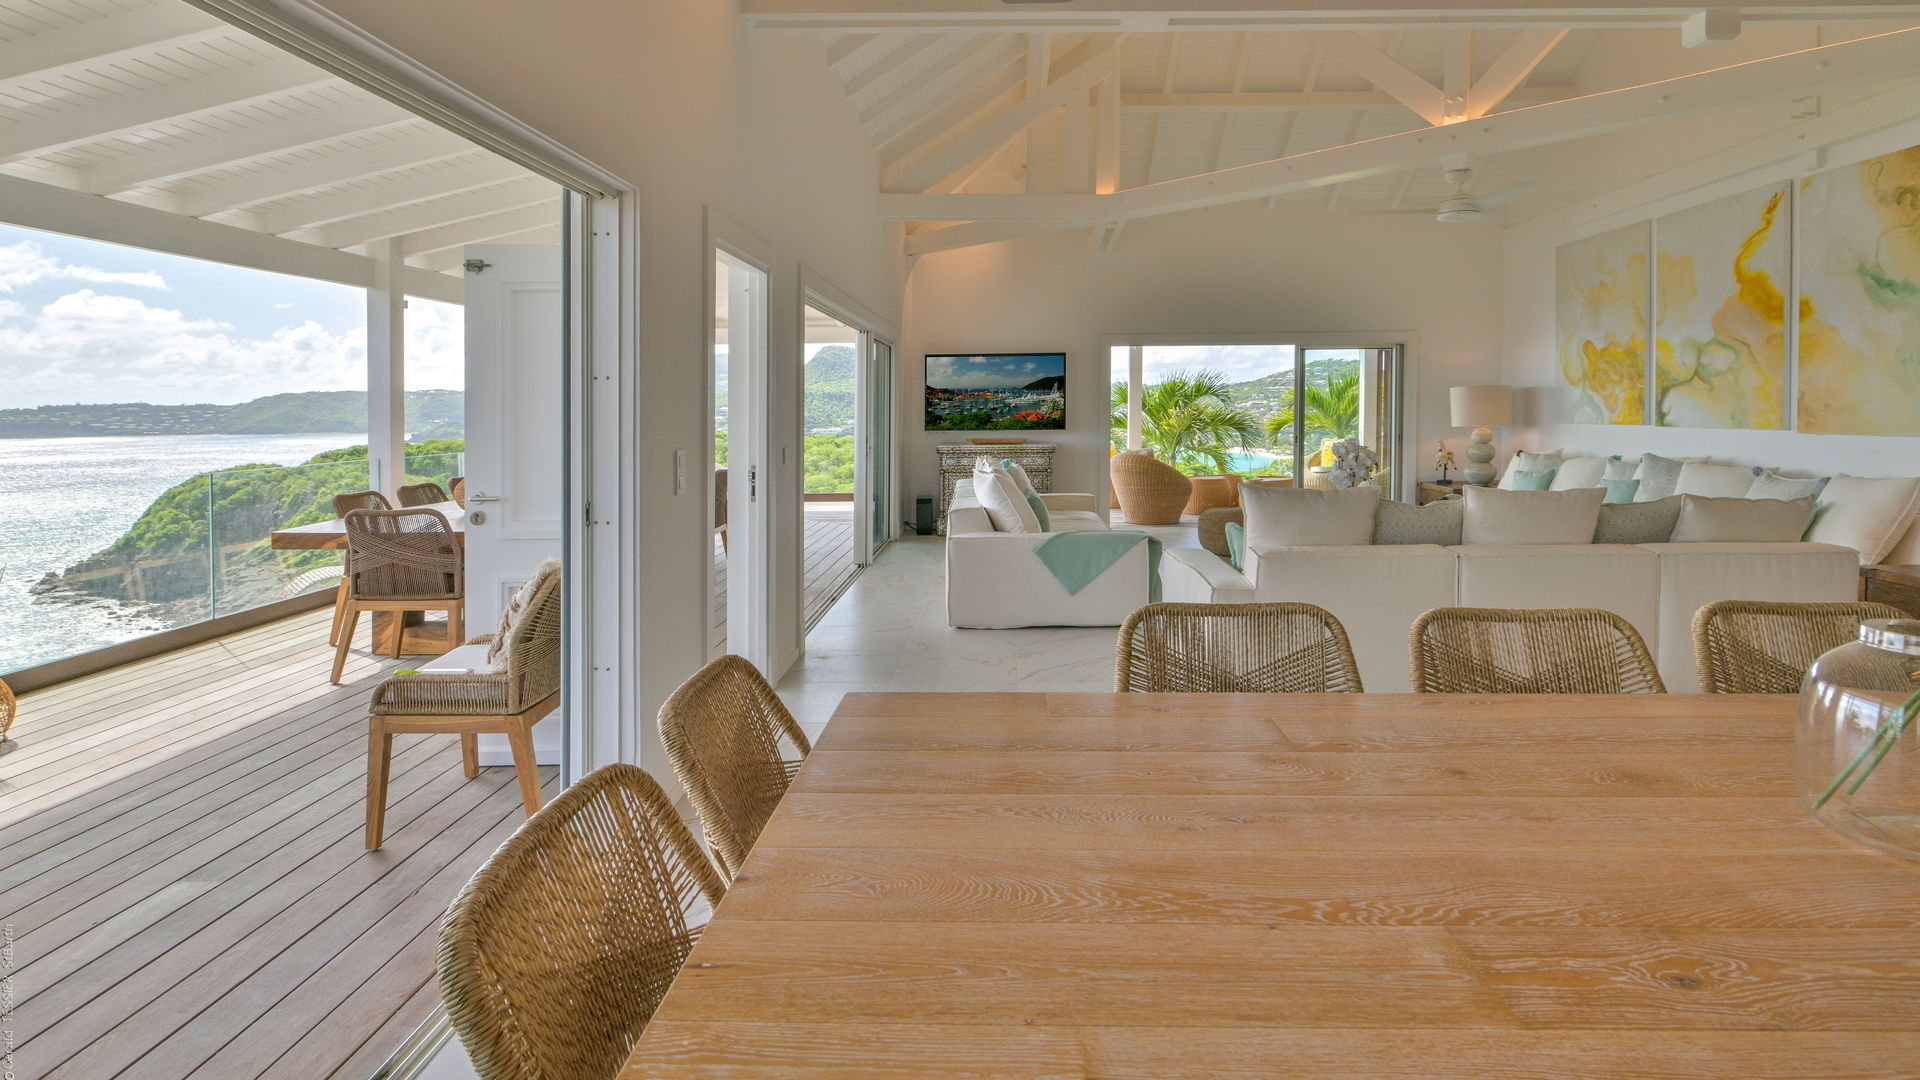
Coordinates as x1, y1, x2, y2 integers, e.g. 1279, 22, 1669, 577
364, 560, 560, 848
1410, 607, 1666, 694
398, 481, 450, 507
1693, 600, 1906, 694
657, 655, 811, 881
438, 762, 725, 1080
327, 490, 392, 646
331, 508, 464, 683
1116, 602, 1364, 693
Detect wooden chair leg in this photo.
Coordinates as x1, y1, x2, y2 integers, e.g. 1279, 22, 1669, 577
446, 600, 464, 650
460, 733, 479, 778
390, 610, 407, 659
365, 717, 393, 849
328, 577, 350, 646
505, 722, 544, 817
332, 605, 360, 684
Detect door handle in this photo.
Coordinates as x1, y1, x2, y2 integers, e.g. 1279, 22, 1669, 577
466, 492, 502, 503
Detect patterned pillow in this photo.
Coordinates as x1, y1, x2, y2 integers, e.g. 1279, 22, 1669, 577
1747, 468, 1829, 501
1373, 498, 1464, 545
1603, 455, 1637, 482
486, 559, 558, 667
1592, 496, 1683, 544
1632, 453, 1705, 501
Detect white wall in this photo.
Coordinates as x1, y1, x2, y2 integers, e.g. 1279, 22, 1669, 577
316, 1, 908, 756
899, 200, 1507, 508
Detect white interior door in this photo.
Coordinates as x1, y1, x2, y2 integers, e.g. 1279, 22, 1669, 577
463, 243, 565, 764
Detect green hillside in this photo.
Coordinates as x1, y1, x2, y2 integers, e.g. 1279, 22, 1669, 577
0, 389, 467, 438
804, 344, 857, 430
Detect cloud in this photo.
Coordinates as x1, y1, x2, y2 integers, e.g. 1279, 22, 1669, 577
0, 240, 167, 293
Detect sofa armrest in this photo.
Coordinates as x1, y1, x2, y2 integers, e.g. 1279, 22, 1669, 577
1160, 547, 1253, 604
1037, 492, 1097, 514
946, 530, 1150, 627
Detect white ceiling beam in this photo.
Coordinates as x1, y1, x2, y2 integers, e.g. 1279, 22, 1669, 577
0, 57, 333, 164
862, 36, 1023, 138
1122, 86, 1577, 110
413, 225, 560, 272
257, 156, 529, 233
0, 171, 460, 303
1093, 71, 1121, 193
885, 36, 1118, 192
1310, 31, 1446, 125
826, 33, 882, 69
881, 27, 1920, 228
175, 127, 475, 216
1442, 31, 1473, 122
904, 220, 1067, 256
320, 178, 559, 248
845, 34, 967, 113
0, 5, 226, 88
400, 201, 563, 258
1465, 28, 1570, 117
84, 99, 414, 195
745, 0, 1920, 32
877, 62, 1023, 173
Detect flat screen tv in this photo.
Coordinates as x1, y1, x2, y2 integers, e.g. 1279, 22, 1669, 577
923, 352, 1066, 431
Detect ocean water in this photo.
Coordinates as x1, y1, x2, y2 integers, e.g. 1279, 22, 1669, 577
0, 434, 362, 674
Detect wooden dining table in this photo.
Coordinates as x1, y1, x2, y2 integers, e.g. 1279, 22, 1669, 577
268, 501, 465, 656
621, 692, 1920, 1079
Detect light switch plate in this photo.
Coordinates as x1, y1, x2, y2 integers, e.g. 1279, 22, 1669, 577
674, 449, 686, 494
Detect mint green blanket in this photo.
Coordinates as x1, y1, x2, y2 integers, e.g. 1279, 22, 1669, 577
1032, 531, 1162, 603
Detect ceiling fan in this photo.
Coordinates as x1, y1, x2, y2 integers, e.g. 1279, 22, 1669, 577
1364, 166, 1527, 223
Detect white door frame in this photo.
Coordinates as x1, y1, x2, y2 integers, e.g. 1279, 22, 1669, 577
799, 271, 900, 573
707, 210, 777, 675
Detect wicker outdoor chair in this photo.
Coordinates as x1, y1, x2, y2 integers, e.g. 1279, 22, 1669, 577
0, 676, 16, 746
437, 762, 725, 1080
331, 507, 465, 683
657, 654, 811, 881
363, 559, 560, 848
327, 491, 392, 646
1410, 607, 1666, 694
1116, 602, 1364, 693
1110, 449, 1192, 525
1693, 600, 1906, 694
398, 481, 450, 507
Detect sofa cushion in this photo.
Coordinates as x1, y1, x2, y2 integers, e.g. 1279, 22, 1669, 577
1592, 495, 1682, 544
1550, 456, 1609, 490
1224, 521, 1247, 570
1670, 494, 1816, 543
1510, 468, 1556, 491
972, 459, 1040, 533
1804, 474, 1920, 565
1747, 468, 1828, 501
1499, 449, 1564, 489
1047, 511, 1109, 533
1000, 459, 1050, 530
1600, 477, 1640, 503
1462, 486, 1604, 545
1674, 461, 1759, 499
1241, 483, 1380, 547
1640, 541, 1861, 691
1604, 455, 1638, 482
1633, 452, 1704, 501
1452, 544, 1660, 659
1373, 498, 1464, 545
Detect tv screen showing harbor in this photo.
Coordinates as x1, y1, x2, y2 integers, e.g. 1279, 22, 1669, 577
924, 352, 1066, 430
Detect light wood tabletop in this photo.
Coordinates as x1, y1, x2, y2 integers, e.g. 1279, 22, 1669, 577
620, 692, 1920, 1079
266, 500, 465, 551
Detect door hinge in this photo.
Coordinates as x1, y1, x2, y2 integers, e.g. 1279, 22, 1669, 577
583, 500, 592, 525
748, 466, 758, 501
463, 258, 491, 274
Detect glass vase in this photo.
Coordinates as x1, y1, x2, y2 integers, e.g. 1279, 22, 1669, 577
1798, 618, 1920, 861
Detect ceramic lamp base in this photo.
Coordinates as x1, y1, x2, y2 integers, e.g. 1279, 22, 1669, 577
1462, 427, 1497, 486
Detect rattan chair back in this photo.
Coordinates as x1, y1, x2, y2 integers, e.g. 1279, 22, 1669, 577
1110, 450, 1192, 525
331, 489, 391, 517
343, 508, 463, 602
0, 677, 15, 743
499, 561, 564, 710
1693, 600, 1906, 694
658, 655, 811, 880
437, 763, 725, 1080
1117, 602, 1364, 693
1411, 607, 1666, 694
398, 481, 450, 507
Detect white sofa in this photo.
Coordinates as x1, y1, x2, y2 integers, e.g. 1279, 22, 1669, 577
946, 479, 1153, 628
1162, 539, 1860, 692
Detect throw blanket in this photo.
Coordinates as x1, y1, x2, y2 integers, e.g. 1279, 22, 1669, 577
1032, 531, 1163, 603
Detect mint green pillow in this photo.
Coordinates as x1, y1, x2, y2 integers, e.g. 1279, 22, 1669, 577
1600, 477, 1641, 504
1000, 458, 1050, 531
1224, 521, 1246, 571
1511, 467, 1556, 491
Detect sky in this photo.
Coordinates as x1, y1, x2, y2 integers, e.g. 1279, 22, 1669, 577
1111, 344, 1369, 383
926, 352, 1066, 389
0, 222, 463, 408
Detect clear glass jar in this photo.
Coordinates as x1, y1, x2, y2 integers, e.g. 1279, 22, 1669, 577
1798, 618, 1920, 861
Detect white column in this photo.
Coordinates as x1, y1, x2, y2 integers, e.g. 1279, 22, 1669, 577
1127, 345, 1144, 450
367, 237, 406, 497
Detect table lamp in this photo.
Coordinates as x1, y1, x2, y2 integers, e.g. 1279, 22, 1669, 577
1448, 385, 1513, 486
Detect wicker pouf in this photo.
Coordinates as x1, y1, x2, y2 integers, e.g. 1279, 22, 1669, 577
1183, 474, 1240, 516
1111, 450, 1192, 525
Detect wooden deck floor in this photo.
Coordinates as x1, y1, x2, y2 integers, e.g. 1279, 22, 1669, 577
0, 608, 558, 1080
711, 504, 861, 654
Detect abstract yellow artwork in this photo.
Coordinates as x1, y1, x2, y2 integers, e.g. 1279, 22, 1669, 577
1798, 145, 1920, 436
1653, 183, 1790, 429
1557, 222, 1648, 425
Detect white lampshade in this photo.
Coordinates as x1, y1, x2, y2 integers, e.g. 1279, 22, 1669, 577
1449, 384, 1514, 428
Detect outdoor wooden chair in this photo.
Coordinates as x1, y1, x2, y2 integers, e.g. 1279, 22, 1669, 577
657, 654, 811, 881
1693, 600, 1906, 694
437, 763, 725, 1080
1411, 607, 1665, 694
1116, 602, 1364, 693
364, 559, 559, 848
327, 490, 392, 646
331, 507, 464, 683
398, 481, 450, 507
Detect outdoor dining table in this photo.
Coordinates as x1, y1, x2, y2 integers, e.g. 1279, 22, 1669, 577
620, 691, 1920, 1078
268, 500, 465, 656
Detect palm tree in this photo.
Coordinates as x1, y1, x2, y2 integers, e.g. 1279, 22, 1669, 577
1264, 370, 1362, 446
1110, 370, 1261, 475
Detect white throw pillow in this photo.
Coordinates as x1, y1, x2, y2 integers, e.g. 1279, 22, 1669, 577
1549, 456, 1608, 491
1669, 495, 1816, 543
1806, 474, 1920, 565
1498, 449, 1564, 490
1633, 453, 1706, 501
1603, 455, 1638, 482
1240, 483, 1381, 547
971, 460, 1040, 533
1461, 485, 1605, 545
1674, 461, 1761, 499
